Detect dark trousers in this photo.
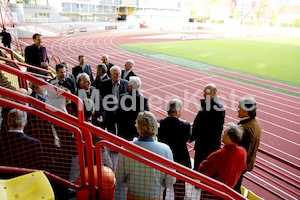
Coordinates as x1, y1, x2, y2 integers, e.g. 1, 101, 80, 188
174, 179, 186, 200
105, 112, 118, 134
4, 43, 11, 49
233, 170, 246, 193
194, 150, 212, 171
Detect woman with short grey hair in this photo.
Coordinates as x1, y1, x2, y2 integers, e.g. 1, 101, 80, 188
116, 111, 176, 200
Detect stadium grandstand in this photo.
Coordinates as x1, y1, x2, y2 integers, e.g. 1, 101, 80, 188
1, 0, 300, 200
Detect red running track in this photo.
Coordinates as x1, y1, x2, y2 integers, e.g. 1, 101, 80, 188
20, 29, 300, 199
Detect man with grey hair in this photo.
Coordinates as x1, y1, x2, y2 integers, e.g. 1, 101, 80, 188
234, 96, 261, 193
0, 88, 29, 133
92, 63, 109, 89
158, 98, 191, 200
76, 72, 105, 128
100, 66, 129, 134
118, 76, 149, 140
76, 73, 92, 94
0, 109, 44, 169
122, 59, 137, 81
199, 122, 246, 193
190, 83, 225, 172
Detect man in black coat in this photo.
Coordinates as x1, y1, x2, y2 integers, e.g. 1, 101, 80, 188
121, 59, 137, 81
158, 98, 191, 200
0, 27, 12, 48
49, 64, 77, 94
76, 73, 104, 128
92, 63, 109, 89
72, 55, 94, 83
101, 54, 114, 77
0, 109, 44, 169
100, 66, 129, 134
118, 76, 149, 140
25, 33, 49, 76
190, 83, 225, 171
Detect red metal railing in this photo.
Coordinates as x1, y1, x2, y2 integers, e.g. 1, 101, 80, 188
0, 63, 246, 200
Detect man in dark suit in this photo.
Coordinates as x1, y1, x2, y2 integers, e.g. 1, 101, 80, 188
76, 73, 104, 128
101, 54, 114, 77
49, 64, 77, 94
121, 59, 137, 81
190, 83, 225, 171
72, 55, 94, 83
158, 98, 191, 200
0, 27, 12, 48
25, 33, 49, 76
92, 63, 109, 89
100, 66, 129, 134
0, 109, 44, 169
118, 76, 149, 140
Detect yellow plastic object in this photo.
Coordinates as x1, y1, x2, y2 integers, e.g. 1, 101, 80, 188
0, 171, 55, 200
248, 190, 264, 200
240, 186, 249, 197
241, 186, 264, 200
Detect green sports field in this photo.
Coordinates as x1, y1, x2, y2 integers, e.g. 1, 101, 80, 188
119, 37, 300, 86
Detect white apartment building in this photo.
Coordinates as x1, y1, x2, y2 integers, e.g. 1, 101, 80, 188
9, 0, 189, 26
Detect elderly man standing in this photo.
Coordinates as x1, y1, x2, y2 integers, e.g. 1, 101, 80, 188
158, 98, 191, 200
121, 59, 137, 81
190, 83, 225, 172
101, 54, 114, 77
0, 109, 44, 169
199, 122, 247, 199
234, 97, 261, 193
76, 73, 104, 128
118, 76, 149, 140
199, 123, 247, 188
100, 66, 129, 134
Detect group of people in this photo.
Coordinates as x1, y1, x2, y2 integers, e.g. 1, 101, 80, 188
1, 33, 262, 199
179, 83, 260, 198
115, 86, 261, 199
